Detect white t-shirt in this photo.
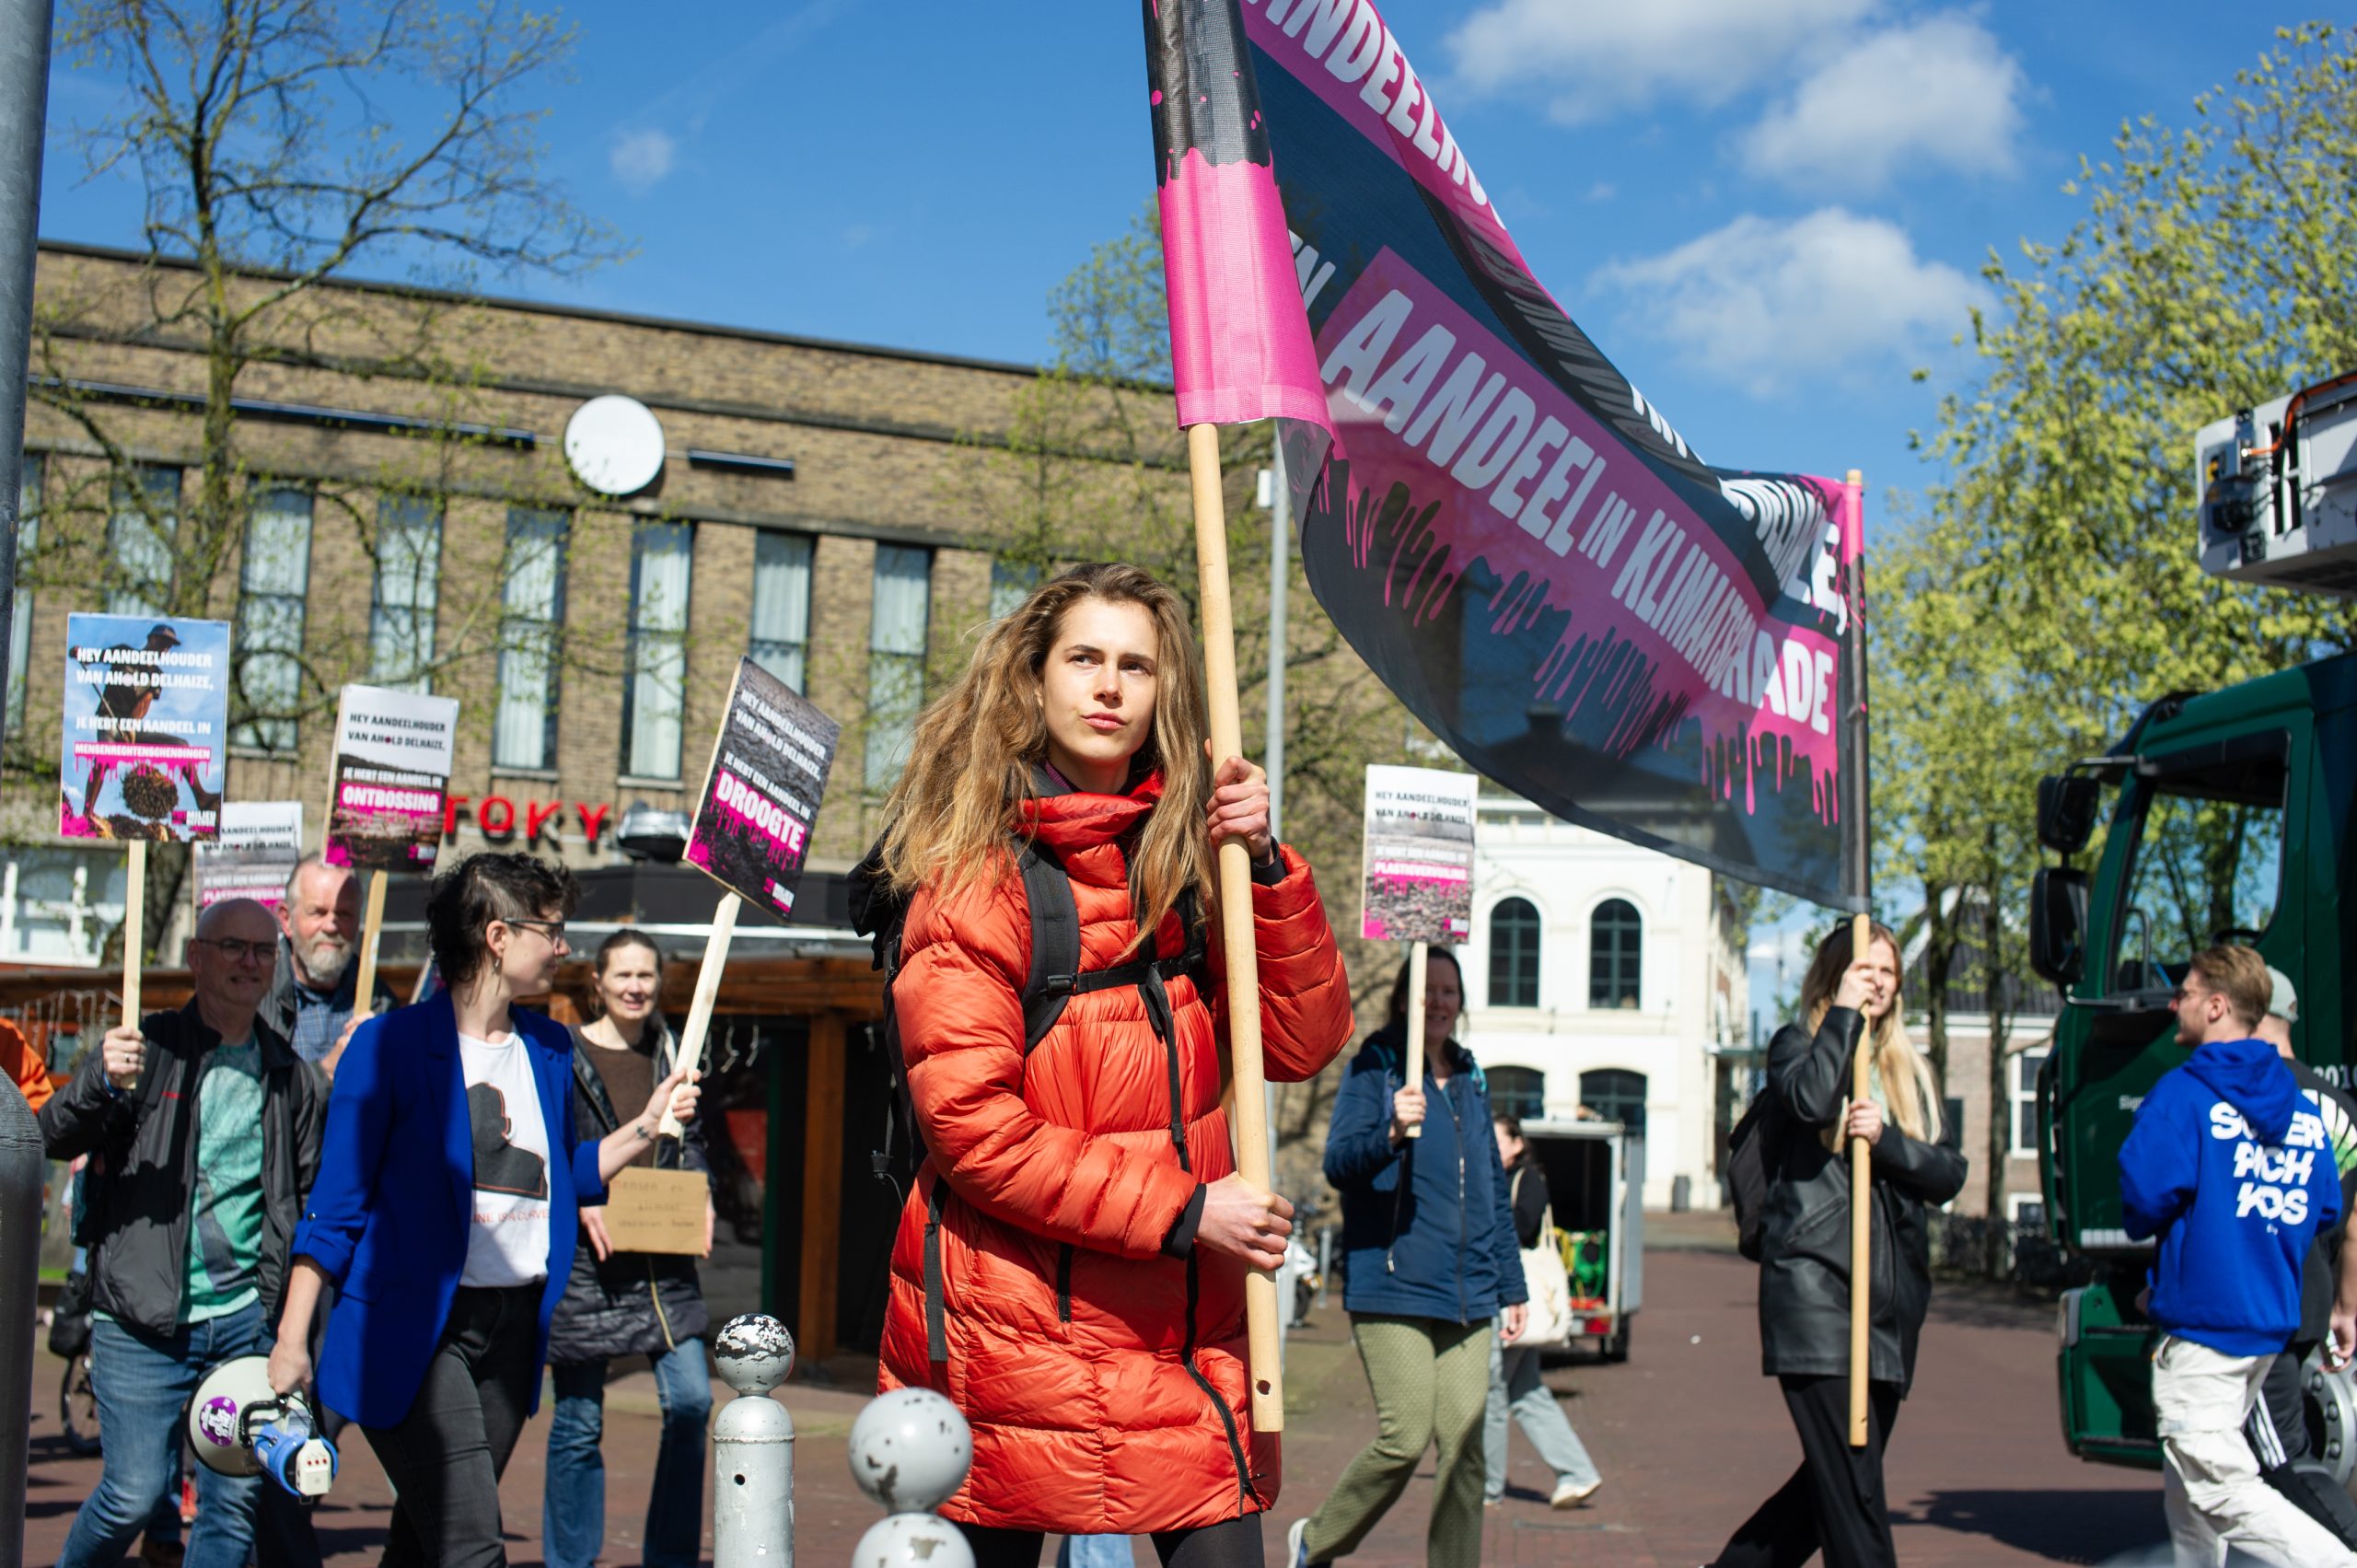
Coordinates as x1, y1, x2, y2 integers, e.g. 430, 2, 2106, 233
459, 1030, 553, 1289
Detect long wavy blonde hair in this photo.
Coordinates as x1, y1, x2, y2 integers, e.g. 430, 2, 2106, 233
1801, 919, 1942, 1146
878, 563, 1214, 949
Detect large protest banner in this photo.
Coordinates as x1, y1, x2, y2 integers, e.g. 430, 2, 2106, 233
59, 613, 230, 842
194, 801, 305, 913
1235, 0, 1866, 911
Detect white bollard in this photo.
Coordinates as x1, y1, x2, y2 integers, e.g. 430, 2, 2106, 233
847, 1387, 974, 1567
713, 1314, 796, 1568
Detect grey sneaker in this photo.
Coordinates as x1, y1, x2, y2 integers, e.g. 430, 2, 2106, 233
1287, 1517, 1315, 1566
1550, 1476, 1602, 1509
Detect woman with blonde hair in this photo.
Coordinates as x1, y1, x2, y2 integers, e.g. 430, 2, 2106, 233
870, 561, 1354, 1568
1706, 919, 1966, 1568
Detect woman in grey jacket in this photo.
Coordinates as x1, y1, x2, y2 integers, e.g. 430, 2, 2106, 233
541, 931, 714, 1568
1709, 921, 1966, 1568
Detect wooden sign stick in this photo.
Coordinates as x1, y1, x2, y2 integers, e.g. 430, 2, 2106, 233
121, 839, 145, 1090
1185, 421, 1284, 1433
663, 891, 739, 1139
1844, 467, 1875, 1450
351, 869, 389, 1016
1402, 941, 1428, 1139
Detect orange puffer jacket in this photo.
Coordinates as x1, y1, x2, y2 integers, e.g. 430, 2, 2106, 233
877, 776, 1353, 1535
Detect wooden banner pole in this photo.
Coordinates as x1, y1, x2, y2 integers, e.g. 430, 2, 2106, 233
1845, 467, 1875, 1449
351, 869, 389, 1017
664, 892, 739, 1139
1402, 941, 1428, 1139
120, 838, 145, 1090
1184, 421, 1283, 1433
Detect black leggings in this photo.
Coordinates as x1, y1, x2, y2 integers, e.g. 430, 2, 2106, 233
1710, 1374, 1903, 1568
362, 1284, 542, 1568
958, 1516, 1263, 1568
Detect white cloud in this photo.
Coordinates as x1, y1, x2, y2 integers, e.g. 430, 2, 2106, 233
1592, 207, 1983, 395
610, 129, 679, 195
1741, 15, 2026, 190
1446, 0, 1880, 124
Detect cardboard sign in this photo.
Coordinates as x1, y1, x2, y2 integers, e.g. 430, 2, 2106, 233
1359, 764, 1480, 944
598, 1167, 711, 1256
59, 613, 232, 842
684, 657, 841, 919
194, 801, 306, 912
325, 684, 460, 873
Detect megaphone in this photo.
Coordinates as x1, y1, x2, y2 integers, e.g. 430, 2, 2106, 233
187, 1356, 338, 1499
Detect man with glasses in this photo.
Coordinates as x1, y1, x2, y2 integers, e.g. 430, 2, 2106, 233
39, 898, 328, 1568
2121, 945, 2357, 1567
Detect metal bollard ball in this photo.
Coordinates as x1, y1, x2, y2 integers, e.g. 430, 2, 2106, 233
847, 1387, 971, 1515
714, 1313, 796, 1395
849, 1510, 975, 1568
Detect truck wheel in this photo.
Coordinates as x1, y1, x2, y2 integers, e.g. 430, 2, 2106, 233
1600, 1318, 1631, 1364
2302, 1354, 2357, 1485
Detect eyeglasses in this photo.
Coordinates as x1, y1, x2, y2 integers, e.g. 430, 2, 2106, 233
193, 937, 273, 964
501, 917, 568, 944
2170, 985, 2208, 1005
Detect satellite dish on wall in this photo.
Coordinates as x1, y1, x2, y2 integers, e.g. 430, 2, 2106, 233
563, 395, 667, 496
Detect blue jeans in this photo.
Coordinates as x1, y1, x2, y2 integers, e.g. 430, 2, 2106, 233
59, 1301, 265, 1568
1482, 1338, 1600, 1501
543, 1338, 714, 1568
1057, 1535, 1137, 1567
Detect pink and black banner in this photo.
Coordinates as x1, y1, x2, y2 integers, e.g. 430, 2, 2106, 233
1152, 0, 1867, 909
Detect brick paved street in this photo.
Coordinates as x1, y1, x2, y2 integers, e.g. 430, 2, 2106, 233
23, 1242, 2179, 1565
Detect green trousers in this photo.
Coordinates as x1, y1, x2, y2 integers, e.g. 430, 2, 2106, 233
1301, 1314, 1492, 1568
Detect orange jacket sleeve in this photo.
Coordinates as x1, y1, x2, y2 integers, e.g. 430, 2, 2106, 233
896, 875, 1204, 1260
1213, 844, 1354, 1085
0, 1020, 51, 1113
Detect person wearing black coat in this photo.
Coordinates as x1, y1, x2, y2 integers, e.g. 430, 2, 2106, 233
541, 932, 714, 1568
1709, 921, 1968, 1568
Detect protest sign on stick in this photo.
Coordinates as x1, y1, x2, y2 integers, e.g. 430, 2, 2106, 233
1359, 764, 1479, 1135
192, 801, 305, 930
324, 684, 459, 1016
60, 612, 231, 1086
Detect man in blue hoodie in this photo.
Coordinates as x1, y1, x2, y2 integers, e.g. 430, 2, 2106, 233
2119, 944, 2357, 1567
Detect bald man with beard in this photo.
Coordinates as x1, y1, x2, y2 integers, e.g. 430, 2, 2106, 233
40, 899, 329, 1568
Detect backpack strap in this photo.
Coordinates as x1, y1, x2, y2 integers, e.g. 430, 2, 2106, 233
1018, 840, 1082, 1054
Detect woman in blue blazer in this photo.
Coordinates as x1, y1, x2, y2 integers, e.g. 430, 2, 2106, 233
266, 853, 700, 1568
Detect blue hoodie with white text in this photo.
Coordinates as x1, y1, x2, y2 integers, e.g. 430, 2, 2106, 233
2119, 1038, 2342, 1356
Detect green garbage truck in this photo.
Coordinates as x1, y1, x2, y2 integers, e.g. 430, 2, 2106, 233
2033, 371, 2357, 1477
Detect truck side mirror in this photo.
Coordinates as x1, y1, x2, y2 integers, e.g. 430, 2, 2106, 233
2030, 866, 2089, 987
2037, 775, 2102, 855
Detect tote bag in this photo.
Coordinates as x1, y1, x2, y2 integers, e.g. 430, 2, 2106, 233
1513, 1167, 1576, 1350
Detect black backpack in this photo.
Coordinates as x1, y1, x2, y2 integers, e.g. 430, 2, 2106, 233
848, 831, 1206, 1361
1726, 1089, 1786, 1263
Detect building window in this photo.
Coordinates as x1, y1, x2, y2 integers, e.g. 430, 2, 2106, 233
1589, 898, 1643, 1009
1488, 896, 1541, 1007
990, 556, 1040, 621
749, 530, 813, 692
370, 495, 442, 691
2010, 1048, 2049, 1157
0, 847, 128, 966
9, 457, 37, 733
2008, 1192, 2047, 1229
1579, 1068, 1647, 1132
231, 486, 313, 751
865, 544, 932, 791
1489, 1065, 1545, 1123
493, 508, 569, 771
621, 522, 693, 780
106, 465, 180, 616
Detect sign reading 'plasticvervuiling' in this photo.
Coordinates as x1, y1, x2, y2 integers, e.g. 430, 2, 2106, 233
684, 657, 841, 919
326, 684, 460, 874
1359, 764, 1480, 945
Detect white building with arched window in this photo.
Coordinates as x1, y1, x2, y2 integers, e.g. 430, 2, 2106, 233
1460, 794, 1750, 1210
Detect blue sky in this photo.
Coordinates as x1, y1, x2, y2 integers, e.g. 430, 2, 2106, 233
33, 0, 2287, 1011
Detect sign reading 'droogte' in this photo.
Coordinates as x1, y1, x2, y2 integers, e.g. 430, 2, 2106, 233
194, 801, 306, 912
60, 613, 231, 842
685, 657, 841, 918
1359, 764, 1480, 945
326, 684, 460, 873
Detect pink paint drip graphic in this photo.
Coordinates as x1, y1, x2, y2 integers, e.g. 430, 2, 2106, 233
1159, 147, 1333, 434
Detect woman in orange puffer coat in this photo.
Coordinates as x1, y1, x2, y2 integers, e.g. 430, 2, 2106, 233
874, 563, 1354, 1568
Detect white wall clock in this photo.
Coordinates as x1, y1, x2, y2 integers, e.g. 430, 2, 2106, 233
563, 395, 667, 496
